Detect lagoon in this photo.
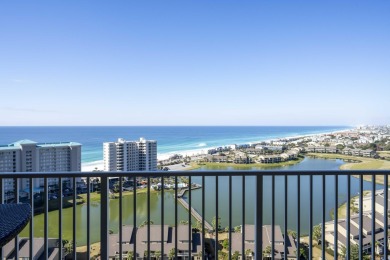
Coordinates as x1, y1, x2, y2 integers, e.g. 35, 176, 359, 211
20, 157, 382, 246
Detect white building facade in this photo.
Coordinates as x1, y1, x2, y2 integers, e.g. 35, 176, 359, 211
103, 138, 157, 172
0, 140, 82, 197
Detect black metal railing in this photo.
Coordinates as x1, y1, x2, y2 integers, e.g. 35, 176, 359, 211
0, 170, 389, 260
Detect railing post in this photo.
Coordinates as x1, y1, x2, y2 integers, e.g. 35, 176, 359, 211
371, 174, 376, 260
29, 177, 34, 259
14, 177, 19, 260
72, 177, 77, 260
0, 177, 3, 259
384, 173, 388, 260
100, 176, 109, 259
44, 177, 48, 259
58, 177, 62, 260
256, 175, 263, 260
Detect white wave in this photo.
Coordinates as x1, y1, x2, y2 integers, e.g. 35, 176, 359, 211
82, 160, 104, 172
197, 142, 207, 147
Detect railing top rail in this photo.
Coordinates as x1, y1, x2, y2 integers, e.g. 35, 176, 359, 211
0, 170, 389, 178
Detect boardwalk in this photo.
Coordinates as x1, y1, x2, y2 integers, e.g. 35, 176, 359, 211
177, 197, 213, 231
176, 185, 202, 198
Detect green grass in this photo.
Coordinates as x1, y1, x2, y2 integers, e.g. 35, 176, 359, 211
378, 151, 390, 160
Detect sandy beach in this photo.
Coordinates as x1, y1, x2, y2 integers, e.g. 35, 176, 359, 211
81, 128, 353, 172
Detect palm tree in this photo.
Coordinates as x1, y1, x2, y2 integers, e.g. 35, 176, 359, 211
313, 224, 322, 245
245, 249, 253, 259
63, 240, 73, 254
295, 248, 307, 259
126, 251, 134, 260
232, 251, 240, 260
154, 250, 161, 259
287, 229, 297, 240
195, 220, 202, 232
168, 248, 175, 260
218, 250, 228, 260
234, 225, 241, 233
212, 216, 221, 234
263, 245, 271, 258
340, 245, 347, 259
375, 241, 380, 256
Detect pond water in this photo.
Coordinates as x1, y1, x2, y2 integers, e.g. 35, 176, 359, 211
21, 157, 383, 245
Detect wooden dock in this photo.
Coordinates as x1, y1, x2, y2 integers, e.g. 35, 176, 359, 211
177, 185, 202, 198
177, 197, 213, 231
175, 185, 213, 231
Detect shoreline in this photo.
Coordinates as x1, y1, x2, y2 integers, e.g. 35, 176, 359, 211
307, 153, 390, 184
187, 157, 305, 170
81, 127, 353, 171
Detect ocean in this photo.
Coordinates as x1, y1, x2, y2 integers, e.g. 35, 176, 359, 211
0, 126, 351, 170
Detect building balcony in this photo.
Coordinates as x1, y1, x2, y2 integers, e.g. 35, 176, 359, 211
0, 170, 389, 259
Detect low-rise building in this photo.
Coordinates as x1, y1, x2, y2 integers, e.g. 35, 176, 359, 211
108, 225, 203, 259
2, 238, 60, 259
258, 155, 282, 164
230, 225, 297, 260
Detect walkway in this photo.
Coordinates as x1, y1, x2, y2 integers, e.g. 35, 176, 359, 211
177, 197, 213, 231
176, 185, 213, 231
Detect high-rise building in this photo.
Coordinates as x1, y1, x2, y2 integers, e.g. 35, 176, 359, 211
0, 140, 82, 197
103, 137, 157, 172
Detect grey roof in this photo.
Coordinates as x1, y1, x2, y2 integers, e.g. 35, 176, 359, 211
177, 224, 190, 243
376, 194, 390, 208
245, 224, 255, 241
47, 247, 60, 260
140, 225, 169, 243
18, 238, 43, 258
2, 238, 58, 259
230, 225, 296, 259
115, 225, 134, 243
109, 225, 202, 258
263, 225, 284, 244
340, 220, 360, 237
350, 215, 382, 233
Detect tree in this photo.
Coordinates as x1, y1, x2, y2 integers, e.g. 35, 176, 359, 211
168, 248, 175, 260
295, 248, 307, 259
287, 230, 297, 239
340, 245, 346, 259
234, 225, 241, 233
113, 182, 120, 193
139, 220, 154, 227
313, 225, 322, 244
212, 216, 221, 233
195, 220, 202, 232
232, 251, 240, 260
154, 250, 161, 259
263, 245, 272, 258
341, 244, 369, 260
218, 250, 228, 260
222, 239, 229, 249
126, 251, 134, 260
336, 144, 345, 150
350, 244, 359, 260
245, 249, 253, 258
63, 240, 73, 254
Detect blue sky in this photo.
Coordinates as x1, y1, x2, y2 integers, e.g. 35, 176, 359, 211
0, 1, 389, 126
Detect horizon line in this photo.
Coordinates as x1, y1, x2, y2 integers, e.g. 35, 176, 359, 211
0, 125, 356, 127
